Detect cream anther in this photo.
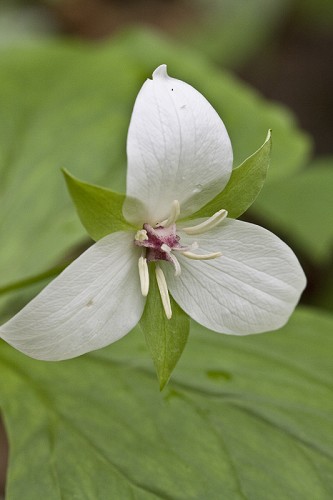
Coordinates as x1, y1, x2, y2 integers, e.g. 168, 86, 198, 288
183, 209, 228, 235
135, 229, 148, 242
155, 266, 172, 319
181, 251, 222, 261
138, 256, 149, 296
159, 200, 180, 227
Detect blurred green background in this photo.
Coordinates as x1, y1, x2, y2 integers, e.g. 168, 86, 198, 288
0, 1, 332, 498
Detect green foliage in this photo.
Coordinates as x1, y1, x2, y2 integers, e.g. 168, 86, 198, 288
177, 0, 295, 67
297, 0, 333, 30
1, 307, 332, 498
254, 158, 333, 263
189, 130, 271, 220
63, 169, 133, 241
140, 264, 190, 390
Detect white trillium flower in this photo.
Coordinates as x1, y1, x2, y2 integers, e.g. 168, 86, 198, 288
0, 65, 306, 361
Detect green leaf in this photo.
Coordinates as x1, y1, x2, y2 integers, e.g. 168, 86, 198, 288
188, 130, 271, 220
0, 263, 67, 297
253, 158, 333, 263
1, 306, 333, 498
176, 0, 295, 68
63, 169, 133, 241
139, 263, 190, 390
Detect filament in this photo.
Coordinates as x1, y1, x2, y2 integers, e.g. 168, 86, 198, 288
183, 209, 228, 235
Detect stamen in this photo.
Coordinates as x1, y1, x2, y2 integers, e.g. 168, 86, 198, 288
155, 266, 172, 319
138, 256, 149, 296
135, 229, 148, 242
183, 209, 228, 235
168, 253, 181, 276
159, 200, 180, 227
181, 251, 222, 260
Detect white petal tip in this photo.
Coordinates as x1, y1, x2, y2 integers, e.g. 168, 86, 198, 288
152, 64, 168, 80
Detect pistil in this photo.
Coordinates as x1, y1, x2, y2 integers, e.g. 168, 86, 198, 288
165, 252, 181, 276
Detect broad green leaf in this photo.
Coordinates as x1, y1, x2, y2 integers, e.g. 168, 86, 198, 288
188, 130, 271, 220
0, 306, 332, 498
253, 158, 333, 263
176, 0, 295, 68
63, 169, 133, 241
0, 30, 310, 319
139, 264, 190, 390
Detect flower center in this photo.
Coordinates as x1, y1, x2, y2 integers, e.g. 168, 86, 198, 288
135, 223, 183, 273
134, 200, 227, 319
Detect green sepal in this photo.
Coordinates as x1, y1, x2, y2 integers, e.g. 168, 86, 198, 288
139, 263, 190, 390
62, 169, 134, 241
188, 130, 272, 220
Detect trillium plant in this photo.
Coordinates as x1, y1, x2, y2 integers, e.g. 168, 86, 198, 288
0, 65, 306, 388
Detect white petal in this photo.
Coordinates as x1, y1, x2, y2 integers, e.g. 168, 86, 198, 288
163, 219, 306, 334
123, 64, 233, 226
0, 232, 145, 360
